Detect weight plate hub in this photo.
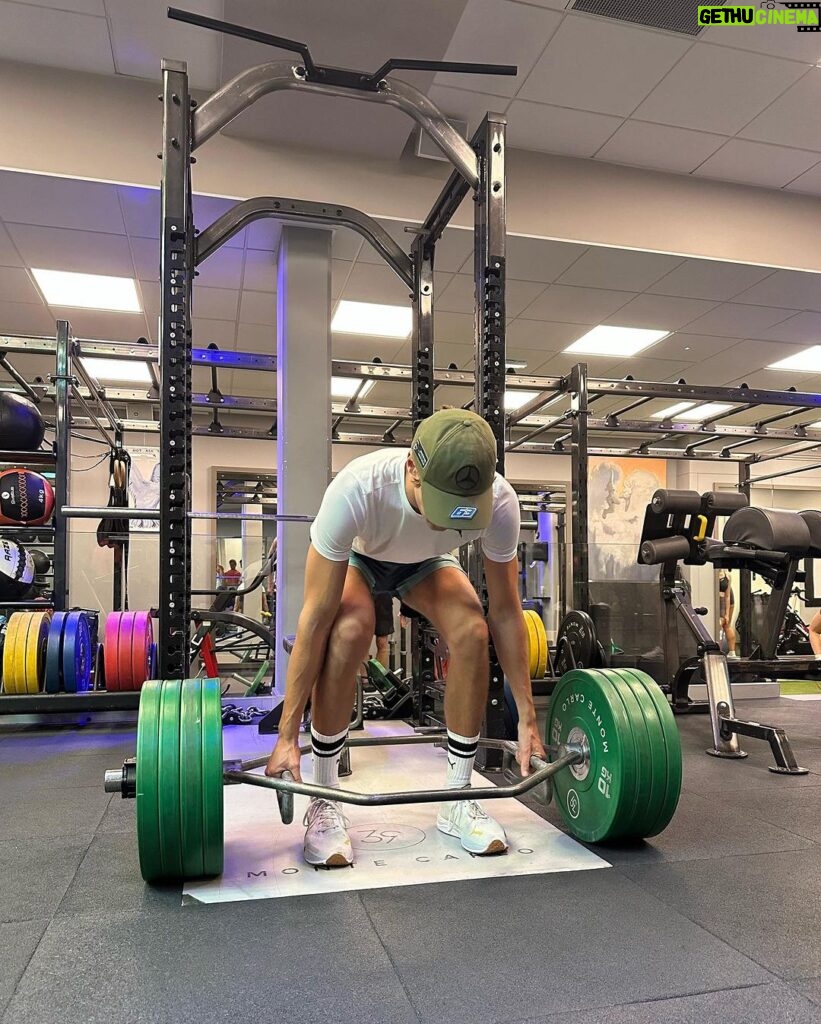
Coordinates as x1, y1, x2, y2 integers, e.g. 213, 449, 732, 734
136, 677, 224, 883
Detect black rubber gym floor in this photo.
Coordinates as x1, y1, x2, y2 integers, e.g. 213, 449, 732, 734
2, 695, 821, 1024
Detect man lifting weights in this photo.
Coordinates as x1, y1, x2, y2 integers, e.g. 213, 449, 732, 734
265, 408, 545, 867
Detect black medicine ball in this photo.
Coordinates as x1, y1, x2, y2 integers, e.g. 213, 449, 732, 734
0, 539, 34, 599
29, 548, 51, 575
0, 393, 45, 452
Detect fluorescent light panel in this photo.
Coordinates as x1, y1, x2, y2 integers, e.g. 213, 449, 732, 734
330, 376, 375, 400
331, 300, 411, 339
504, 390, 540, 411
81, 357, 153, 384
564, 325, 670, 357
655, 401, 733, 421
32, 269, 142, 313
768, 346, 821, 373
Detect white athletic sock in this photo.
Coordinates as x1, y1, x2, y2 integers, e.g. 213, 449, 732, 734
311, 725, 349, 791
445, 729, 480, 791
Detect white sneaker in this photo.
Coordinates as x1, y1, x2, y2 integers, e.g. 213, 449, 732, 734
437, 793, 508, 855
302, 798, 354, 867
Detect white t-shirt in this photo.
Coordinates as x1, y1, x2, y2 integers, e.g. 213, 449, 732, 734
310, 449, 520, 565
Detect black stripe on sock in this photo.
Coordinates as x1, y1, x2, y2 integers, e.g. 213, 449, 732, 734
311, 732, 348, 753
447, 735, 478, 756
313, 746, 345, 758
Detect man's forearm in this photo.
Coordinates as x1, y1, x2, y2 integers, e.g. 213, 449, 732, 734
278, 617, 332, 740
488, 610, 536, 722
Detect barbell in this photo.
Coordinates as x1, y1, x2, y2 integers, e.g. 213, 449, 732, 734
104, 666, 682, 883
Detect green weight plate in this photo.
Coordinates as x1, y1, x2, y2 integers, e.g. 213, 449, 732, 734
546, 668, 639, 843
200, 677, 224, 877
597, 669, 660, 839
158, 681, 184, 878
136, 680, 164, 882
627, 669, 683, 838
179, 679, 205, 879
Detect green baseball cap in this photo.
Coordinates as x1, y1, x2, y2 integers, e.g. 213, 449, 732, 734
410, 409, 497, 529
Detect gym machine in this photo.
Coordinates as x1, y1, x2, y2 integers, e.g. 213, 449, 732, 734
638, 488, 815, 773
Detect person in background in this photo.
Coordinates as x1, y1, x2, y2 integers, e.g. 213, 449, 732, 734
224, 558, 242, 611
719, 569, 737, 658
808, 611, 821, 658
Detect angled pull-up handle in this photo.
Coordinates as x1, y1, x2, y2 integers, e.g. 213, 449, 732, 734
168, 7, 517, 90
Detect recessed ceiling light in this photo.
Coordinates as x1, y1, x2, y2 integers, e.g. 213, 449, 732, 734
81, 357, 153, 384
331, 300, 412, 339
32, 269, 142, 313
331, 376, 375, 400
564, 325, 670, 357
768, 346, 821, 373
504, 390, 540, 411
652, 401, 697, 420
673, 402, 734, 421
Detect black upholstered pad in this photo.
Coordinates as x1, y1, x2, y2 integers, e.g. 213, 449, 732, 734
800, 510, 821, 559
723, 507, 811, 556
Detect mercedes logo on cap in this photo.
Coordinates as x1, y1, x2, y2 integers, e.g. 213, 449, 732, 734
455, 464, 481, 490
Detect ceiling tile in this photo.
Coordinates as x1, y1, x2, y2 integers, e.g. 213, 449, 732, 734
732, 269, 821, 312
193, 318, 238, 348
693, 139, 820, 189
507, 100, 623, 157
137, 281, 159, 319
355, 220, 413, 268
57, 309, 146, 342
332, 260, 353, 301
240, 290, 277, 326
195, 247, 245, 291
702, 20, 821, 63
507, 280, 549, 318
684, 302, 799, 338
19, 0, 104, 12
339, 262, 411, 306
106, 0, 222, 89
557, 247, 683, 293
436, 274, 474, 314
428, 342, 475, 370
435, 311, 474, 345
118, 186, 160, 239
0, 300, 56, 336
0, 172, 125, 234
0, 2, 114, 74
427, 84, 513, 136
431, 227, 475, 274
634, 46, 807, 135
245, 219, 282, 254
508, 318, 593, 351
519, 284, 633, 323
194, 286, 240, 322
0, 268, 43, 305
759, 311, 821, 344
8, 225, 135, 277
680, 340, 808, 385
784, 161, 821, 197
434, 0, 563, 98
242, 250, 278, 293
519, 16, 690, 117
648, 259, 777, 302
606, 356, 696, 383
602, 294, 719, 331
532, 351, 625, 377
595, 121, 727, 174
236, 322, 276, 353
0, 224, 23, 269
131, 238, 159, 283
643, 332, 740, 362
507, 237, 588, 284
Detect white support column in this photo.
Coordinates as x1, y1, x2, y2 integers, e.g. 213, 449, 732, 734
275, 227, 333, 693
241, 501, 263, 621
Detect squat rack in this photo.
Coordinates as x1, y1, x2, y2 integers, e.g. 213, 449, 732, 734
156, 7, 513, 771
